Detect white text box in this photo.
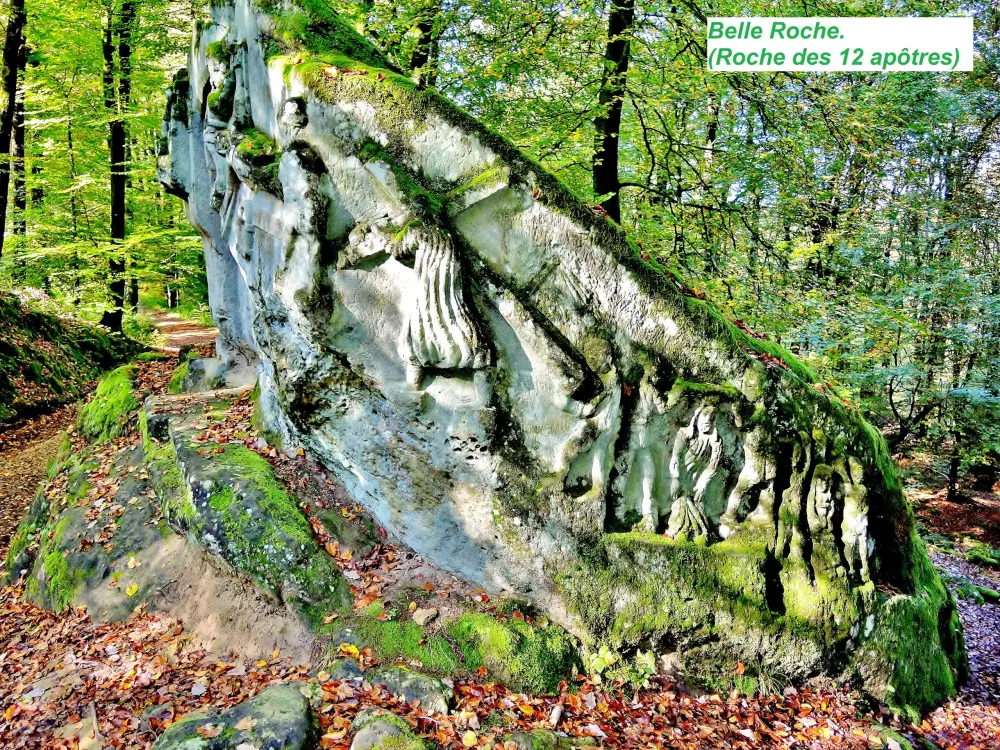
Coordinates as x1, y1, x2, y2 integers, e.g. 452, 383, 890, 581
707, 17, 974, 72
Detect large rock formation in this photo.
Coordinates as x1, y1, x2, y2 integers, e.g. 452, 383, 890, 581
158, 0, 965, 714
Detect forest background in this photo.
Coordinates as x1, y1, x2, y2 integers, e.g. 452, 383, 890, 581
0, 0, 997, 498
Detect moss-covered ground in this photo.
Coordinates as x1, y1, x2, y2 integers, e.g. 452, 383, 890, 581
0, 292, 135, 423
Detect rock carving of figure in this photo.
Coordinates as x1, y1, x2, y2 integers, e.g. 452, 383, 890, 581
403, 226, 488, 384
806, 464, 844, 577
841, 457, 871, 582
666, 405, 725, 540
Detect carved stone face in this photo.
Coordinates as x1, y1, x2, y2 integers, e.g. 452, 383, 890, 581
812, 468, 837, 523
696, 406, 716, 436
687, 406, 721, 465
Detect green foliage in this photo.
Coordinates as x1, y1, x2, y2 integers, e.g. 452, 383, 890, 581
77, 365, 140, 441
0, 0, 208, 336
966, 543, 1000, 569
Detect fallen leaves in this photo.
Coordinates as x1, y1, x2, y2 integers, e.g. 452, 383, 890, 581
740, 343, 791, 371
0, 581, 310, 749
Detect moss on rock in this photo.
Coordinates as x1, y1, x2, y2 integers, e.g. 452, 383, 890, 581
448, 613, 579, 694
139, 410, 196, 526
151, 682, 317, 750
167, 361, 189, 394
78, 365, 140, 441
354, 616, 461, 674
136, 351, 171, 362
166, 429, 352, 627
351, 710, 429, 750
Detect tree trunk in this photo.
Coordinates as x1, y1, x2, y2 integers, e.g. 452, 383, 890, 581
13, 96, 25, 236
100, 0, 137, 333
592, 0, 635, 225
0, 0, 27, 258
408, 0, 441, 87
12, 75, 26, 279
947, 451, 962, 503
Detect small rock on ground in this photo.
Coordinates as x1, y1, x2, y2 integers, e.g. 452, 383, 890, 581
411, 607, 438, 627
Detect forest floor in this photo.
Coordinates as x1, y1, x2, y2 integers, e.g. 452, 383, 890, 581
0, 311, 216, 548
0, 403, 79, 550
1, 320, 1000, 748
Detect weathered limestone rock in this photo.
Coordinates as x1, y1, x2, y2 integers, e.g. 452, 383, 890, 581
158, 0, 965, 714
143, 391, 352, 627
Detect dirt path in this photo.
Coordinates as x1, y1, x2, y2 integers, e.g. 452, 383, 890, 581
0, 312, 218, 548
148, 310, 218, 353
0, 403, 79, 545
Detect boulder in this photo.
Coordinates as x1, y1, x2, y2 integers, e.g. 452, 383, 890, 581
371, 667, 452, 714
350, 710, 426, 750
142, 393, 352, 626
158, 0, 965, 715
151, 683, 315, 749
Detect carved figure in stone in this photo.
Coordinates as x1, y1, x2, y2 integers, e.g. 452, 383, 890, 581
841, 457, 872, 582
403, 226, 487, 384
665, 405, 739, 540
806, 464, 844, 577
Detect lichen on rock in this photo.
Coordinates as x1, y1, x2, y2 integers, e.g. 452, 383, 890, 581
151, 682, 317, 749
157, 0, 966, 715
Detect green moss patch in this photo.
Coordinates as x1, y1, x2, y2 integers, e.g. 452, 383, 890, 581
167, 361, 189, 394
850, 589, 963, 722
448, 613, 579, 694
206, 39, 234, 61
254, 0, 389, 68
350, 602, 578, 693
77, 365, 140, 441
966, 543, 1000, 568
139, 410, 195, 525
136, 351, 171, 362
355, 137, 444, 217
355, 616, 462, 674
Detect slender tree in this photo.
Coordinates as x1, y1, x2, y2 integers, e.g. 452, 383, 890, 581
0, 0, 27, 257
99, 0, 138, 332
407, 0, 442, 87
592, 0, 634, 224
